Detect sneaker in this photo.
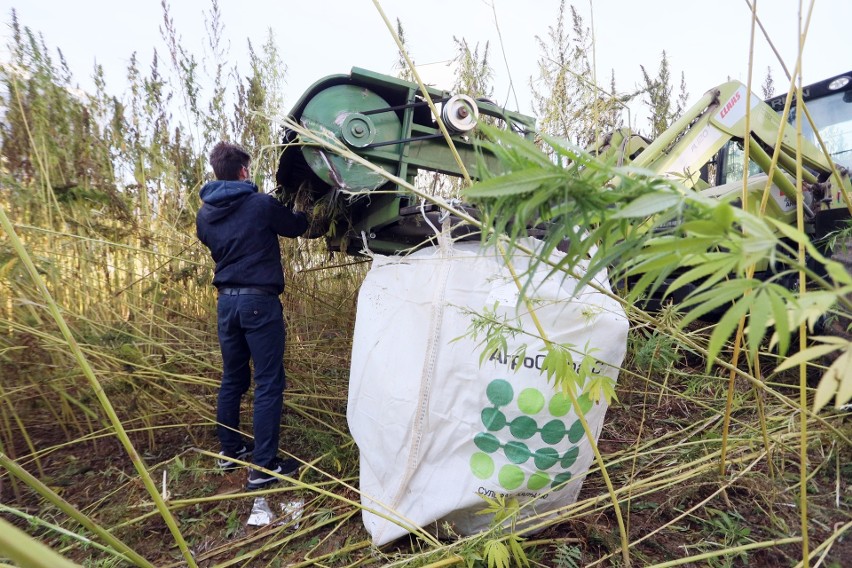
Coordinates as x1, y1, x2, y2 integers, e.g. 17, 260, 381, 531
246, 457, 300, 491
216, 443, 253, 471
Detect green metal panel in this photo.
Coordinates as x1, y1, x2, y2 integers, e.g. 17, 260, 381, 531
277, 68, 536, 255
300, 85, 402, 190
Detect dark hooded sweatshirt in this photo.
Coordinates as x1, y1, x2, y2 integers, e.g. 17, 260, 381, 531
196, 180, 308, 294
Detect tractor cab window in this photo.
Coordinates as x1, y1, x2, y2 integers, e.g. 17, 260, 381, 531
790, 90, 852, 170
718, 89, 852, 186
718, 142, 762, 186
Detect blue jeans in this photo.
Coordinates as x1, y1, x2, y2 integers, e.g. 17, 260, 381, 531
216, 294, 286, 467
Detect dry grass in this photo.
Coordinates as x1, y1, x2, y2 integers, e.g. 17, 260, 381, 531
1, 207, 850, 566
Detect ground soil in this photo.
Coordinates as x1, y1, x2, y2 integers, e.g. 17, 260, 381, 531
1, 357, 850, 567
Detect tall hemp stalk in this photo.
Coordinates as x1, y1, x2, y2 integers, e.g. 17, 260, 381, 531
793, 6, 810, 561
719, 0, 763, 478
0, 204, 199, 567
755, 2, 818, 563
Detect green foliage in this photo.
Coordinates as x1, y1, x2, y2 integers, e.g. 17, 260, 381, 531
761, 66, 776, 99
393, 19, 415, 82
701, 508, 752, 568
235, 29, 287, 184
462, 301, 616, 403
452, 37, 493, 101
542, 342, 616, 403
641, 51, 676, 138
531, 1, 623, 146
633, 332, 682, 374
776, 336, 852, 411
462, 302, 522, 367
0, 12, 121, 219
476, 495, 530, 568
466, 121, 852, 410
83, 554, 128, 568
202, 0, 230, 147
166, 455, 187, 485
553, 543, 582, 568
469, 124, 676, 295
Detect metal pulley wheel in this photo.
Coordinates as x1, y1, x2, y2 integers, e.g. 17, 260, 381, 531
300, 85, 402, 191
442, 94, 479, 133
341, 113, 377, 148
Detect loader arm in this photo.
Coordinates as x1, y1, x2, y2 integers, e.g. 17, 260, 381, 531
598, 75, 852, 311
614, 80, 852, 233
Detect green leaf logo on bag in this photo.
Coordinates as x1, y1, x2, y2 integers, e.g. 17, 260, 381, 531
470, 379, 593, 491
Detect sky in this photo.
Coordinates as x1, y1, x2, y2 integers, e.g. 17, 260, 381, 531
1, 0, 851, 130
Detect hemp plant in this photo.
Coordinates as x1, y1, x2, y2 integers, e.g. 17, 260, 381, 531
466, 123, 852, 411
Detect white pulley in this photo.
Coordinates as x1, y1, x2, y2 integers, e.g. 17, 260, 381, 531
441, 94, 479, 133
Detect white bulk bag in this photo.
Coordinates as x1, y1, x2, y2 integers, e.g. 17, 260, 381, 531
347, 239, 628, 546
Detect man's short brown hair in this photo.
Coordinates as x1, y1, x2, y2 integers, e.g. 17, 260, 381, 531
209, 141, 250, 180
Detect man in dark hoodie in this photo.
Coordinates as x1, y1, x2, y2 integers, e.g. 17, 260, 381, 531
197, 141, 308, 490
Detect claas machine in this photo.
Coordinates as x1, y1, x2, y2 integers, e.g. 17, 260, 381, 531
275, 67, 852, 259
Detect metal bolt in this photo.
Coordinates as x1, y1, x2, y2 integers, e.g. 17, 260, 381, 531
352, 124, 365, 136
457, 106, 469, 119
